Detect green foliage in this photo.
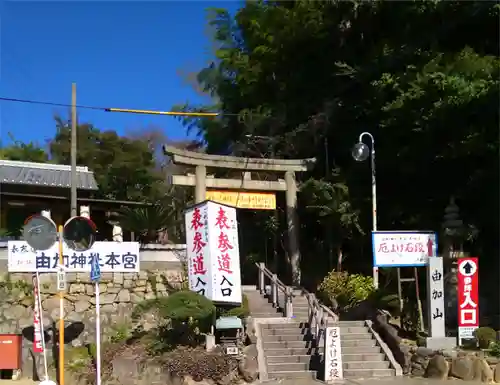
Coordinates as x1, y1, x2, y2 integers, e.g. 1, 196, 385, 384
175, 0, 499, 287
0, 274, 34, 299
49, 118, 161, 202
0, 135, 49, 162
317, 271, 376, 310
116, 200, 180, 244
474, 327, 497, 349
133, 291, 215, 327
108, 322, 133, 343
489, 340, 500, 357
217, 294, 250, 318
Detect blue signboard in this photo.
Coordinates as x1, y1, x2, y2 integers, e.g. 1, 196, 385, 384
90, 255, 101, 282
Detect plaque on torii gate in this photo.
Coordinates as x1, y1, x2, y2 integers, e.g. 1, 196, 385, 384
163, 145, 316, 285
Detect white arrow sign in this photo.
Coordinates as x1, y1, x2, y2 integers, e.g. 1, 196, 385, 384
458, 259, 477, 277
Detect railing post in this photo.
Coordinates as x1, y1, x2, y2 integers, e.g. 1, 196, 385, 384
285, 287, 293, 318
258, 262, 265, 294
271, 274, 278, 307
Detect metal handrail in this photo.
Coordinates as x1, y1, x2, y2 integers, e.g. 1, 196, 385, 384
255, 262, 293, 317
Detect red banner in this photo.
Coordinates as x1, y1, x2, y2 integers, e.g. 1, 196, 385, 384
457, 258, 479, 336
32, 274, 44, 353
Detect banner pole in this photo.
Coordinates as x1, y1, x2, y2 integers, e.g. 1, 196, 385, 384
35, 271, 49, 380
58, 225, 65, 385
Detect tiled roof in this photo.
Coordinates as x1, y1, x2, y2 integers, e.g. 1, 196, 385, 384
0, 160, 98, 190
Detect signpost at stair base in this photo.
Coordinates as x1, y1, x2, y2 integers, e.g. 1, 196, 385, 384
324, 327, 343, 382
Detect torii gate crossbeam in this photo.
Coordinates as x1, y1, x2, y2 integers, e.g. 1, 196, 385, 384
163, 145, 316, 286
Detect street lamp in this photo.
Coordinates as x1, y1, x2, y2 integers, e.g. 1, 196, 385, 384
351, 132, 379, 288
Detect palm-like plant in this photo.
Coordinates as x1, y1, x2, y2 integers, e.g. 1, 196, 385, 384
116, 203, 178, 244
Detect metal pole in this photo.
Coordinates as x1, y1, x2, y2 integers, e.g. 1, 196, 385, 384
70, 83, 77, 217
359, 132, 379, 289
58, 225, 65, 385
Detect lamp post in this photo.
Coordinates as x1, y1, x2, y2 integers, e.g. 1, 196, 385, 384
351, 132, 379, 289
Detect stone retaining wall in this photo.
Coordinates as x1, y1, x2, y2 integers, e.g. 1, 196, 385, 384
406, 346, 500, 383
0, 267, 184, 378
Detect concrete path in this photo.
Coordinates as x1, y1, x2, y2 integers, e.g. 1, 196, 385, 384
264, 378, 486, 385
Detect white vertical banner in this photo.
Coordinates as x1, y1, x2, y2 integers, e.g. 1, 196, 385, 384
207, 201, 242, 304
184, 201, 242, 304
324, 327, 343, 381
185, 203, 212, 298
427, 257, 445, 338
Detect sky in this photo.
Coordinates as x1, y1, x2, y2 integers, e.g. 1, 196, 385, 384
0, 0, 242, 148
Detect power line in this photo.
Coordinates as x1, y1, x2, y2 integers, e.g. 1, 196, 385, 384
0, 96, 223, 117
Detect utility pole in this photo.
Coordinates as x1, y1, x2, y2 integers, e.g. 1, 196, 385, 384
70, 83, 77, 217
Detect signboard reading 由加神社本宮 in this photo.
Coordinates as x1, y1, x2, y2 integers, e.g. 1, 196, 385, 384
7, 241, 140, 273
184, 200, 242, 305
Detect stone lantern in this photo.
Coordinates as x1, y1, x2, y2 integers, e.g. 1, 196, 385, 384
441, 196, 464, 331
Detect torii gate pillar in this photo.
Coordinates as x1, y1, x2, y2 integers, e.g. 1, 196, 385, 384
164, 145, 316, 286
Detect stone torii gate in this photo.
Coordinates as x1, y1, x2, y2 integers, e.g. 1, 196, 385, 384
163, 145, 316, 285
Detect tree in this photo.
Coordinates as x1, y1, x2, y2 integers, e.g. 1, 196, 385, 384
175, 0, 499, 284
49, 117, 161, 201
0, 136, 49, 162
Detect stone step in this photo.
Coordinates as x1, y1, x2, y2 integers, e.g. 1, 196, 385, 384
251, 313, 284, 318
261, 328, 309, 336
343, 369, 395, 378
264, 340, 318, 349
267, 362, 310, 372
340, 339, 377, 348
340, 333, 373, 341
265, 347, 322, 356
265, 334, 313, 342
343, 361, 390, 370
267, 370, 318, 380
342, 353, 385, 362
266, 355, 316, 364
341, 346, 381, 354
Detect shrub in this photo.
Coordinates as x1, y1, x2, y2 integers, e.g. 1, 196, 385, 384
474, 327, 497, 349
161, 346, 238, 382
490, 340, 500, 357
318, 271, 376, 310
217, 294, 250, 318
133, 291, 215, 326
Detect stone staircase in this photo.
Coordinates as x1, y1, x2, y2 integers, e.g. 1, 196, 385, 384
244, 276, 398, 381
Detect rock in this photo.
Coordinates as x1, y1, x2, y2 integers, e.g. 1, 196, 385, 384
243, 344, 258, 358
415, 347, 435, 358
494, 362, 500, 383
4, 305, 27, 319
117, 289, 131, 303
112, 355, 141, 384
130, 293, 145, 304
69, 283, 85, 294
425, 355, 449, 379
479, 358, 493, 382
74, 300, 91, 312
85, 284, 94, 295
238, 356, 259, 383
100, 293, 117, 305
450, 356, 473, 380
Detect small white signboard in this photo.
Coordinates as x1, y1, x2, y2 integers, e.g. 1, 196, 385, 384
324, 327, 343, 381
8, 241, 140, 272
56, 265, 67, 291
372, 231, 437, 267
185, 200, 242, 305
427, 257, 445, 338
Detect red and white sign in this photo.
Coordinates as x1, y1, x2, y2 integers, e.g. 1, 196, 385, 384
184, 201, 242, 304
32, 274, 44, 353
457, 258, 479, 341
